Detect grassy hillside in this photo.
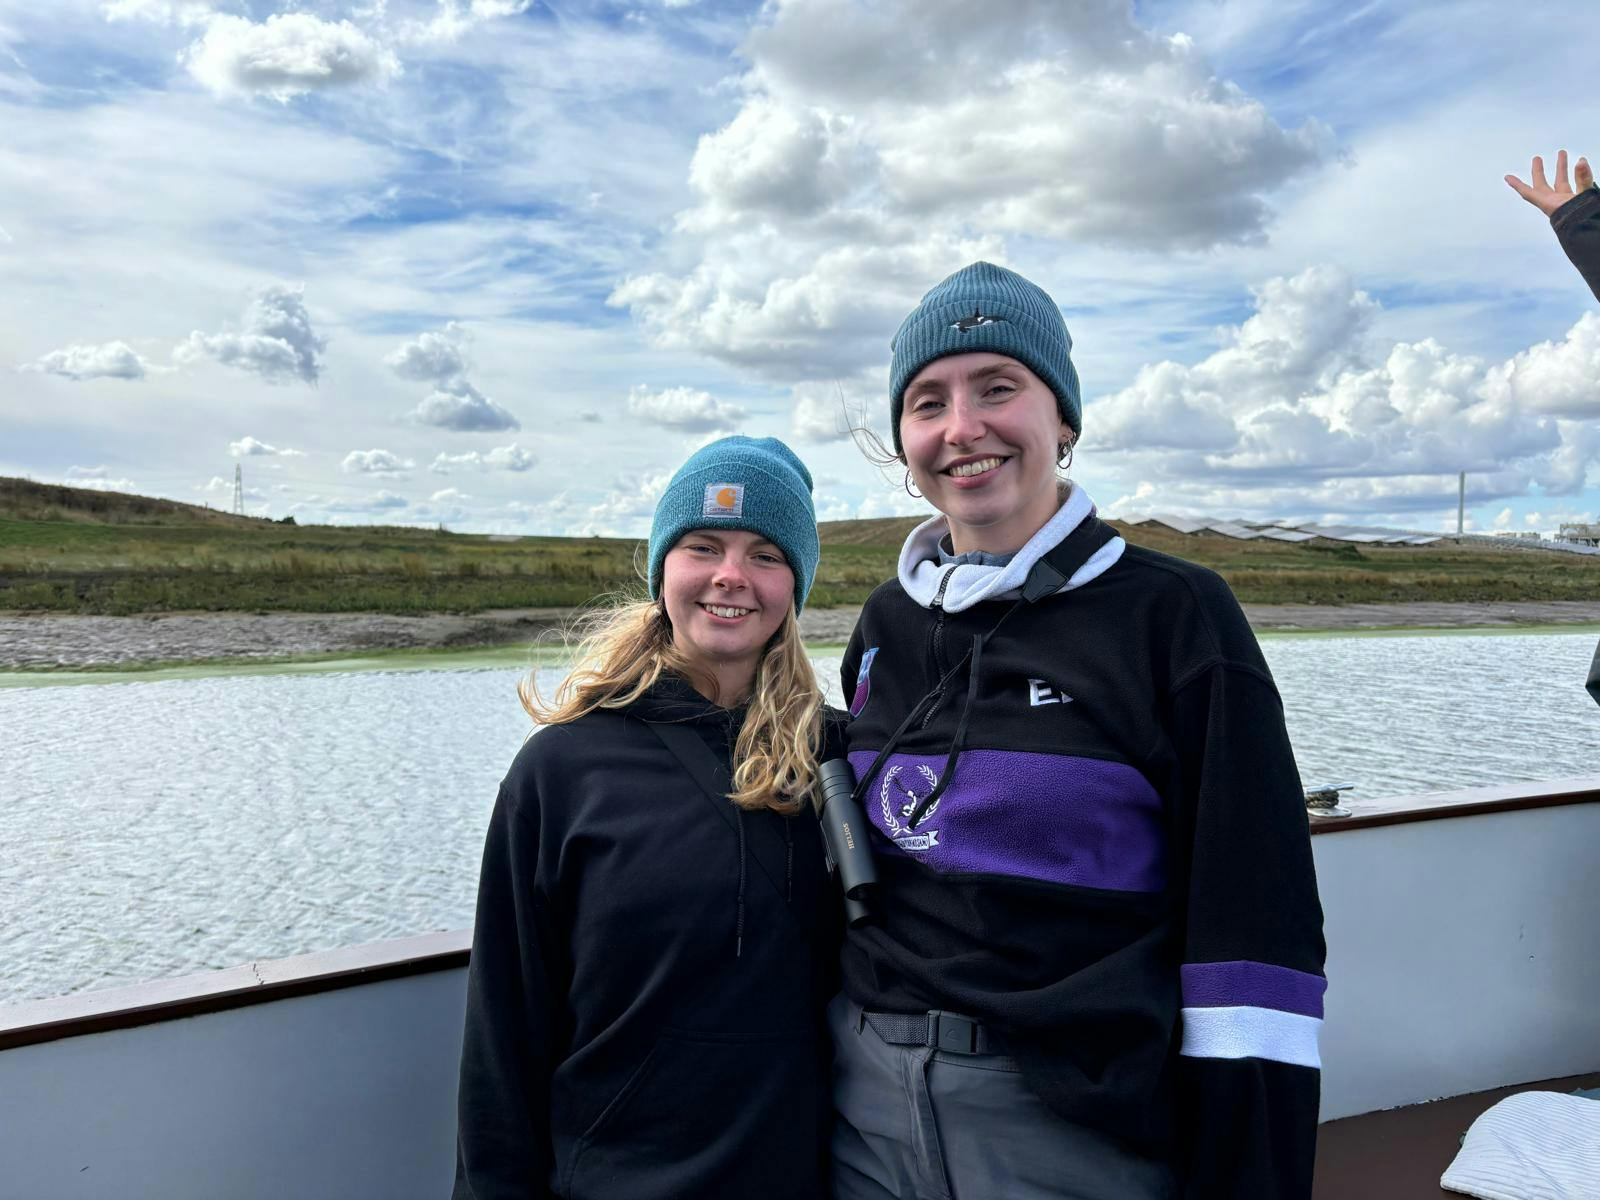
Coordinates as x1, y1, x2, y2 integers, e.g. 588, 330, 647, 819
0, 476, 260, 527
0, 477, 894, 612
2, 476, 1597, 614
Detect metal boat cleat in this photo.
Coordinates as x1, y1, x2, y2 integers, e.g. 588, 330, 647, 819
1304, 783, 1355, 818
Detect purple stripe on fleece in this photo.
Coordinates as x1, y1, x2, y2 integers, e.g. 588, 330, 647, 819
848, 748, 1165, 893
1181, 960, 1326, 1019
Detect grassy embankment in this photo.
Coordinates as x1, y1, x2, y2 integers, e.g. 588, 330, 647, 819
3, 476, 1598, 614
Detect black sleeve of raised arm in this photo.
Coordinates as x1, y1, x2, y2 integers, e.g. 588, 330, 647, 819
1551, 187, 1600, 302
452, 777, 562, 1200
1550, 188, 1600, 703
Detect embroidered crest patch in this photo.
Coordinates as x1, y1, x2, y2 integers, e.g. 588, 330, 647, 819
849, 646, 879, 718
703, 483, 744, 517
879, 763, 941, 852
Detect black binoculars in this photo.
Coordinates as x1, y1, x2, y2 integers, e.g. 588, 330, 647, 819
813, 759, 878, 927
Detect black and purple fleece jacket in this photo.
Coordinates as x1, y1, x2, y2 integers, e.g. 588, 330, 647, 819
840, 498, 1328, 1198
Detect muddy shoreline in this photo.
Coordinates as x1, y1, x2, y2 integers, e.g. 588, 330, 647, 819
4, 601, 1600, 670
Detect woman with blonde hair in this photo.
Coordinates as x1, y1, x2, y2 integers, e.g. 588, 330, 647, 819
453, 435, 838, 1200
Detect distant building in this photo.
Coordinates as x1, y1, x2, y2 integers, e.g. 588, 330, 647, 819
1494, 531, 1543, 541
1118, 513, 1437, 546
1557, 522, 1600, 547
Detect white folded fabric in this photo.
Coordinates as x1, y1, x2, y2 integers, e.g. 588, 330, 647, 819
1441, 1091, 1600, 1199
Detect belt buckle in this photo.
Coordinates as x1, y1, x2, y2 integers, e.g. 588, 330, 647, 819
927, 1009, 979, 1054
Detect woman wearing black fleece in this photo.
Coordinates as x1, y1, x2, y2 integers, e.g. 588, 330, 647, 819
452, 435, 838, 1200
831, 262, 1327, 1199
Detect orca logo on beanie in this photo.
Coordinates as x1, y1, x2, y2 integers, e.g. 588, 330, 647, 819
951, 307, 1005, 332
889, 261, 1081, 454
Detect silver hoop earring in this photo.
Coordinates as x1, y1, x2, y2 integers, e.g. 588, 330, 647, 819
1057, 442, 1074, 470
902, 468, 922, 500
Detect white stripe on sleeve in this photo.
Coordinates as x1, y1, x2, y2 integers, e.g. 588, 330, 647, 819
1179, 1005, 1322, 1069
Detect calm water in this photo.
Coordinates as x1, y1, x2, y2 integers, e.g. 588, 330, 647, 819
3, 632, 1597, 1005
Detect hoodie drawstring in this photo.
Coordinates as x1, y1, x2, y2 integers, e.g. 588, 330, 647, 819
734, 807, 747, 959
784, 816, 793, 903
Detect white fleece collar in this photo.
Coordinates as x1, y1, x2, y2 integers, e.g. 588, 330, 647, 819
897, 483, 1126, 612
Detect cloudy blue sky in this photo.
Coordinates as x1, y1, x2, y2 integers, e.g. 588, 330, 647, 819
2, 0, 1596, 537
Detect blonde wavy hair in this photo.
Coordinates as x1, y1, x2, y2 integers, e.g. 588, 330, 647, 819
519, 595, 823, 815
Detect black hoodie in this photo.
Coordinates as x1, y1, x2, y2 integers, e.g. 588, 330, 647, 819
452, 676, 838, 1200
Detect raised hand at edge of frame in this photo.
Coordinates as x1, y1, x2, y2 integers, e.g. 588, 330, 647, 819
1505, 150, 1595, 217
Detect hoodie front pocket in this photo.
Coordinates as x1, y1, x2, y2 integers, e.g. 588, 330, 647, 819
565, 1030, 819, 1200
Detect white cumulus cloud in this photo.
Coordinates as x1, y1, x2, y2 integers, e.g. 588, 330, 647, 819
1482, 313, 1600, 420
857, 487, 933, 520
328, 490, 409, 513
790, 375, 878, 443
581, 470, 675, 536
341, 448, 414, 476
23, 341, 150, 381
430, 451, 480, 474
64, 465, 139, 492
389, 323, 519, 432
400, 0, 534, 45
611, 230, 1004, 384
182, 13, 400, 102
229, 436, 303, 457
683, 96, 846, 228
485, 443, 535, 471
386, 322, 470, 384
1088, 265, 1596, 517
411, 381, 520, 432
429, 443, 536, 473
624, 384, 745, 432
613, 0, 1331, 384
101, 0, 212, 25
196, 475, 264, 500
175, 284, 327, 384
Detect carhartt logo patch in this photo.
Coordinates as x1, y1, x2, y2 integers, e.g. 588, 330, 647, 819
703, 483, 744, 517
1028, 678, 1071, 707
952, 307, 1004, 332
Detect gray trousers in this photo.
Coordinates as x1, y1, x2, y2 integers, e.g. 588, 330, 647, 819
828, 994, 1177, 1200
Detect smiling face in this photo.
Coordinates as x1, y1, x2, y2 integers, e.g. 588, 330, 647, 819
899, 352, 1072, 555
660, 528, 795, 704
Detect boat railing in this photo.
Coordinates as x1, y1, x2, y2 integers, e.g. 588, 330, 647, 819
1, 775, 1597, 1199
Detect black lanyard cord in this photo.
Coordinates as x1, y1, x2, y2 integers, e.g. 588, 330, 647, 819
905, 629, 987, 830
851, 596, 1026, 825
850, 515, 1117, 832
848, 647, 973, 811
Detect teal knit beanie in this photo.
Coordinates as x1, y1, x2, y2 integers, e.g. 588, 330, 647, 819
888, 261, 1081, 453
647, 435, 820, 614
